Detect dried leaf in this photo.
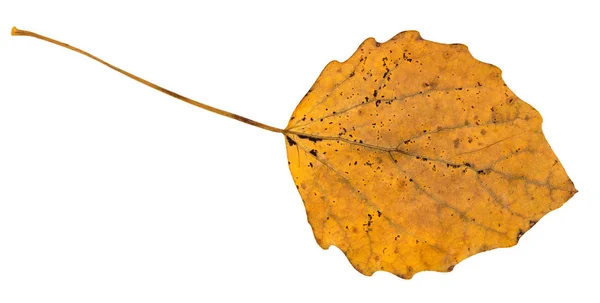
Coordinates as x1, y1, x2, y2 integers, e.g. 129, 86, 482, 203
283, 31, 576, 278
12, 28, 576, 279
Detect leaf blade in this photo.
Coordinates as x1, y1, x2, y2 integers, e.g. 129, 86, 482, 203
285, 31, 576, 278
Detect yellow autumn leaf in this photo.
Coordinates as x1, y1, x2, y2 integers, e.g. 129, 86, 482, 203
12, 27, 576, 279
283, 31, 576, 278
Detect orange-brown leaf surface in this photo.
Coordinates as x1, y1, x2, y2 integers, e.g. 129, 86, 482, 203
11, 27, 578, 280
284, 31, 576, 278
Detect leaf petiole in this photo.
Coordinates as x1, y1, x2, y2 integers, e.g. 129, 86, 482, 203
11, 27, 285, 134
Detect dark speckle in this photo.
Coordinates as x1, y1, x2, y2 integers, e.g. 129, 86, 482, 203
298, 134, 323, 143
286, 136, 297, 146
309, 149, 318, 157
516, 229, 524, 242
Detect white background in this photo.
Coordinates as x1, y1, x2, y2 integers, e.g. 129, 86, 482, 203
1, 1, 598, 302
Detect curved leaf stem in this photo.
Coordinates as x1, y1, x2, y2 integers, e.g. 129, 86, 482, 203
11, 27, 284, 134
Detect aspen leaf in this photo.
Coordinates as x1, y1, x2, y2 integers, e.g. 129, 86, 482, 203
12, 28, 576, 279
283, 31, 576, 278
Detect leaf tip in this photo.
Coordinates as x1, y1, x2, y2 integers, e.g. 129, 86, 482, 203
568, 179, 578, 195
11, 26, 18, 36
